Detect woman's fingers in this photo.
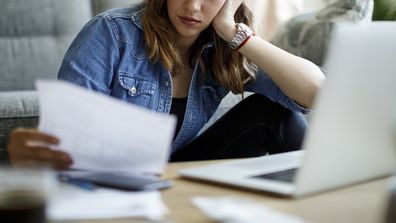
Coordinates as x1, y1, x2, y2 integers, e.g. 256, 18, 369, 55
29, 147, 72, 164
216, 0, 244, 20
213, 0, 245, 41
8, 128, 72, 170
15, 128, 60, 145
18, 146, 73, 170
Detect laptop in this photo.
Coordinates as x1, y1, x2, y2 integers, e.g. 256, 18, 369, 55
179, 22, 396, 198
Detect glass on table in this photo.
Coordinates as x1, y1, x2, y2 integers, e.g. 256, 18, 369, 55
0, 167, 58, 223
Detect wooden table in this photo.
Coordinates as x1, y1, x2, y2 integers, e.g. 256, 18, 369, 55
62, 160, 392, 223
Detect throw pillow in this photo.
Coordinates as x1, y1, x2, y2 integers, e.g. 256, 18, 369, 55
271, 0, 374, 67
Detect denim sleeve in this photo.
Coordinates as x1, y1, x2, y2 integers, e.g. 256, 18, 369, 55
58, 15, 120, 94
245, 69, 310, 114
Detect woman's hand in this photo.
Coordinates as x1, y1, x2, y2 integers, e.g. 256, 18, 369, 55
7, 128, 73, 170
212, 0, 244, 42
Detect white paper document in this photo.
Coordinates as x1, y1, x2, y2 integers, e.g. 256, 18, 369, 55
192, 196, 307, 223
48, 184, 168, 221
36, 80, 177, 174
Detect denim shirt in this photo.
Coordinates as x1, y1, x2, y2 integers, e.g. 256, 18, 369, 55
58, 4, 308, 153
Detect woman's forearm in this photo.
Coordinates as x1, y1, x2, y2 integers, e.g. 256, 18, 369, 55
239, 36, 326, 108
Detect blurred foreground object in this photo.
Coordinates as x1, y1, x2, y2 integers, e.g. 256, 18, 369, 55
0, 167, 57, 223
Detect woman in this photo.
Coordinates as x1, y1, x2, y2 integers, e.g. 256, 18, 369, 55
7, 0, 325, 169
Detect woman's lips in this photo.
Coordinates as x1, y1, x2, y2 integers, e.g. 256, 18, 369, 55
179, 16, 201, 26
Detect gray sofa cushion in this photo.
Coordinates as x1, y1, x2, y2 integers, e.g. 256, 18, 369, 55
0, 0, 93, 91
271, 0, 374, 66
0, 36, 78, 91
0, 91, 39, 163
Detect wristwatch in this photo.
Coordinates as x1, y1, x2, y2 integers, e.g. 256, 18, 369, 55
228, 23, 255, 50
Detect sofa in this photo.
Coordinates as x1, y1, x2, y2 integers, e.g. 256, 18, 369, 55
0, 0, 135, 163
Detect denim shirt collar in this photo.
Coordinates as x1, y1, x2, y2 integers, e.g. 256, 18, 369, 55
131, 4, 145, 30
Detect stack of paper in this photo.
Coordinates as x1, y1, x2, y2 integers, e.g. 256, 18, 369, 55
192, 196, 306, 223
48, 184, 168, 221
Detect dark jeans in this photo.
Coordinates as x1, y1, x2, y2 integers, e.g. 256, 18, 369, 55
170, 94, 308, 162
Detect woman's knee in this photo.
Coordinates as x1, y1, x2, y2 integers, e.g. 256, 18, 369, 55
276, 110, 308, 152
235, 94, 308, 151
232, 94, 288, 120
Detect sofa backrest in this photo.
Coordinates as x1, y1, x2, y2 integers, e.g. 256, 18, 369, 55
93, 0, 136, 15
0, 0, 93, 91
0, 0, 138, 92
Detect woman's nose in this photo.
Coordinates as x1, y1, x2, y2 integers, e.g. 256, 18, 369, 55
183, 0, 202, 13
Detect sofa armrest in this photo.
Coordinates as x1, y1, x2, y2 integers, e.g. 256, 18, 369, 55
0, 91, 39, 163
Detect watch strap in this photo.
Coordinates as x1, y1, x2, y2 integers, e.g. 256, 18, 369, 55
228, 23, 255, 50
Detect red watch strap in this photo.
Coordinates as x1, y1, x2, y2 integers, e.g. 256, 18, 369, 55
236, 34, 255, 51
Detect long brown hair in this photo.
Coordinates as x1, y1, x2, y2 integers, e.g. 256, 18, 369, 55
142, 0, 256, 93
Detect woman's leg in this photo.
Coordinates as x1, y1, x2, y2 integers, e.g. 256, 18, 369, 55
170, 94, 308, 162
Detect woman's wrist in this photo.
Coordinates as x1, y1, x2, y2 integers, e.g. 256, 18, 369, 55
223, 23, 238, 42
213, 20, 237, 42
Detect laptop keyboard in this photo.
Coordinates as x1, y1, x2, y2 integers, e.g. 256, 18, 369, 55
251, 168, 298, 183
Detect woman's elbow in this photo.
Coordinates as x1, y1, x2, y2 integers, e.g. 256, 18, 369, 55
304, 73, 326, 109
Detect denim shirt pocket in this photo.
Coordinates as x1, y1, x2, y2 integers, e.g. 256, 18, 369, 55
118, 72, 157, 108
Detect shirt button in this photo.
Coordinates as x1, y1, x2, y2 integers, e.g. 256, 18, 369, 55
130, 87, 137, 95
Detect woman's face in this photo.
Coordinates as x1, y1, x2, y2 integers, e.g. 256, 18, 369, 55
167, 0, 226, 40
